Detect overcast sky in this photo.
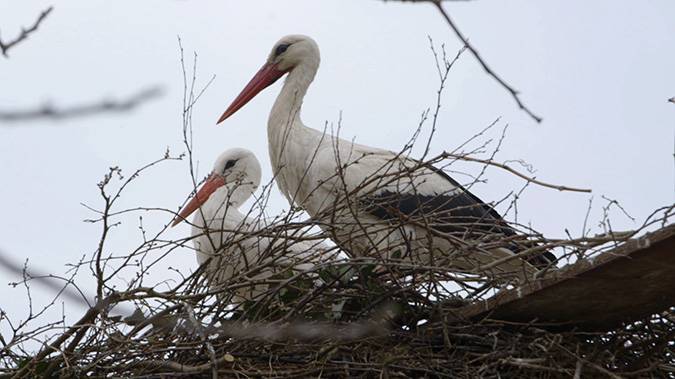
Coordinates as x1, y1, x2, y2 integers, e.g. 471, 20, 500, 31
1, 0, 674, 336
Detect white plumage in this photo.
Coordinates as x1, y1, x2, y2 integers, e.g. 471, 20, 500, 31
173, 148, 334, 303
217, 36, 553, 278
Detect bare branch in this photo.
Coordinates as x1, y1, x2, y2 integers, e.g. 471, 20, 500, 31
0, 87, 163, 123
430, 1, 542, 122
0, 250, 92, 308
384, 0, 541, 122
442, 152, 592, 193
0, 7, 53, 58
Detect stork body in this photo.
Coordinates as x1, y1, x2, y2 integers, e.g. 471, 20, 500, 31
218, 36, 553, 278
174, 148, 332, 303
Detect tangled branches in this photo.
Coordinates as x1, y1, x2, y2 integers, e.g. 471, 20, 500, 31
1, 129, 672, 377
1, 42, 673, 379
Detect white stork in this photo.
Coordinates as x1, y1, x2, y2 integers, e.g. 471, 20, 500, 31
216, 35, 554, 278
172, 148, 334, 303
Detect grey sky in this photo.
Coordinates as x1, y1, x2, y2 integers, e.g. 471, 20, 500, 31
1, 0, 673, 334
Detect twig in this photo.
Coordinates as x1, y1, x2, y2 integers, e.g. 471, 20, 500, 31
428, 0, 542, 122
0, 87, 163, 123
0, 7, 53, 57
0, 250, 92, 308
9, 298, 109, 379
442, 152, 592, 193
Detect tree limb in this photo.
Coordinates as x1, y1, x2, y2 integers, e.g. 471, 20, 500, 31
429, 1, 542, 122
383, 0, 542, 123
0, 7, 53, 58
0, 87, 163, 123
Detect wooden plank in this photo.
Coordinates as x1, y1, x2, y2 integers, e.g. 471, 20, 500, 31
458, 224, 675, 331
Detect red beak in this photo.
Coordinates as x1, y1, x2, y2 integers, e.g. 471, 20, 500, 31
217, 62, 286, 124
171, 174, 226, 227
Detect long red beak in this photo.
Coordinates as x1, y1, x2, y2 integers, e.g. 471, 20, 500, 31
216, 62, 286, 124
171, 174, 226, 227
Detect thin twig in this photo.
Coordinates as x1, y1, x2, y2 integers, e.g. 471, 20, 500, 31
0, 7, 53, 57
429, 0, 542, 122
0, 87, 163, 123
443, 152, 592, 193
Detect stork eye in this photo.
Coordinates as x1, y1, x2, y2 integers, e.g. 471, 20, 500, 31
223, 159, 237, 171
275, 43, 290, 56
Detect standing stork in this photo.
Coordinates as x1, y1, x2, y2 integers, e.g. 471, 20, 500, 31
217, 35, 554, 279
172, 148, 334, 304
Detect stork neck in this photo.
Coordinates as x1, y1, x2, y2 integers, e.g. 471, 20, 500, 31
201, 182, 255, 222
269, 62, 316, 138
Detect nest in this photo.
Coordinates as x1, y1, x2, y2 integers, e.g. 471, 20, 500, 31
140, 312, 675, 378
4, 218, 674, 378
6, 292, 674, 378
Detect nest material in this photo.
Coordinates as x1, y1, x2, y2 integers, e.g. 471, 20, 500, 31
5, 224, 675, 378
12, 309, 674, 378
5, 221, 675, 378
140, 314, 674, 378
6, 255, 674, 379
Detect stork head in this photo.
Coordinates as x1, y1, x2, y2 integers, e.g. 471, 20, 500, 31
217, 35, 320, 124
172, 148, 261, 226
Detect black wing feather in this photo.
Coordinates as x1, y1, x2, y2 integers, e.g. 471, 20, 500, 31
361, 163, 556, 267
